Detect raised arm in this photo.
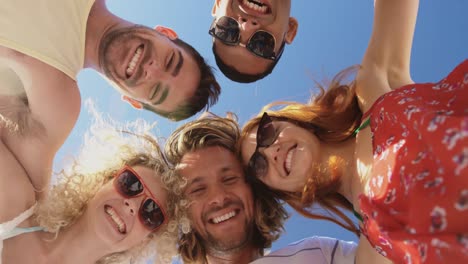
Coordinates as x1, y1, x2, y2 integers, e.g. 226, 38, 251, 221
0, 47, 80, 196
356, 0, 419, 112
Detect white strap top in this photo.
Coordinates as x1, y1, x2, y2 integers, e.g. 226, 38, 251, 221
0, 204, 43, 264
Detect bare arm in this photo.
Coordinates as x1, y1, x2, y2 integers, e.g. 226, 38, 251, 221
356, 0, 419, 112
0, 47, 80, 193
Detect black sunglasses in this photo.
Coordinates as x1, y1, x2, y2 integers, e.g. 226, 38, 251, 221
209, 16, 284, 60
113, 166, 166, 231
247, 112, 278, 179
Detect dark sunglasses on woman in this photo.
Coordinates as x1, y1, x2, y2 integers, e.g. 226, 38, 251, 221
113, 165, 166, 231
247, 112, 278, 179
209, 16, 284, 61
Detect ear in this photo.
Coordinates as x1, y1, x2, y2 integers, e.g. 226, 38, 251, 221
211, 0, 221, 16
154, 25, 178, 40
121, 95, 143, 110
284, 17, 299, 44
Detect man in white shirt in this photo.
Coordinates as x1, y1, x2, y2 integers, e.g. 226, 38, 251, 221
252, 236, 356, 264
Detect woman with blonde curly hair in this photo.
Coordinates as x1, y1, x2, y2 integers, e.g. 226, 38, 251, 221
239, 0, 467, 263
0, 115, 177, 264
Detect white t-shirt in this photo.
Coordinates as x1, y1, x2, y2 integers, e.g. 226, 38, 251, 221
250, 236, 357, 264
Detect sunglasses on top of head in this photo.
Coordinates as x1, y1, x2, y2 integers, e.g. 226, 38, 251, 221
113, 165, 166, 231
247, 112, 279, 179
209, 16, 284, 61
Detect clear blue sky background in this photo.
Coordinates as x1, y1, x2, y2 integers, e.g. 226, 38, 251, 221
54, 0, 468, 258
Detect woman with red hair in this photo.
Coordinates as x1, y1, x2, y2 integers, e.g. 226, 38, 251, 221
239, 0, 468, 263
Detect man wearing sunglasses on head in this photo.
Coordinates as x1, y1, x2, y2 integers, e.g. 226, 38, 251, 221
164, 115, 357, 264
210, 0, 298, 83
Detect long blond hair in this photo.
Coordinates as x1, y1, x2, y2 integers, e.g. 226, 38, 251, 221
239, 66, 361, 236
35, 109, 178, 264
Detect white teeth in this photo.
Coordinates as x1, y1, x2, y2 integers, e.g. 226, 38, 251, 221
126, 47, 143, 77
105, 206, 126, 233
212, 211, 236, 224
243, 0, 268, 13
285, 148, 295, 174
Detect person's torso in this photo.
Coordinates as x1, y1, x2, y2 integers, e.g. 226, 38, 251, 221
0, 0, 94, 223
356, 60, 468, 263
250, 237, 357, 264
0, 205, 46, 264
0, 0, 96, 79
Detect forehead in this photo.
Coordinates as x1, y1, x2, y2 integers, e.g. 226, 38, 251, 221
178, 146, 243, 181
132, 166, 166, 198
214, 41, 272, 75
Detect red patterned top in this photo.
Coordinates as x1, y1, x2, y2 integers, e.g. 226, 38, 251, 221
358, 60, 468, 264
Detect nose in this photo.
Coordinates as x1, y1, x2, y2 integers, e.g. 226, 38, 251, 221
262, 143, 281, 164
207, 186, 229, 207
123, 198, 139, 216
143, 59, 169, 81
238, 16, 261, 42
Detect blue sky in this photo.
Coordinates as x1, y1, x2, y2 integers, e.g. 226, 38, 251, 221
55, 0, 468, 255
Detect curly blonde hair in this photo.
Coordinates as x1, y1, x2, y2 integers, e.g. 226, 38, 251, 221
239, 66, 361, 236
164, 115, 288, 264
35, 110, 178, 264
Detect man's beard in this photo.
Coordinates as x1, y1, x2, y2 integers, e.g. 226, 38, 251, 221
199, 198, 255, 254
202, 217, 255, 254
98, 25, 149, 80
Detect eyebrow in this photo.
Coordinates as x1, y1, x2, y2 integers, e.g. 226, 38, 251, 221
186, 177, 204, 189
152, 86, 169, 105
185, 167, 238, 186
221, 167, 235, 173
172, 50, 184, 77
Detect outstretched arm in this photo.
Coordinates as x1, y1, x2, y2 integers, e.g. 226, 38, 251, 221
356, 0, 419, 112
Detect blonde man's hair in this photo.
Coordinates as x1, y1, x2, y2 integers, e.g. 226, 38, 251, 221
35, 106, 178, 264
164, 115, 288, 264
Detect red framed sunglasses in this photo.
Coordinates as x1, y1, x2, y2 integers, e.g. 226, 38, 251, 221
113, 165, 167, 231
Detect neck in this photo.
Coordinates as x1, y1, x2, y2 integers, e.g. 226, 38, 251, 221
320, 138, 357, 204
40, 216, 113, 264
206, 245, 261, 264
84, 0, 133, 70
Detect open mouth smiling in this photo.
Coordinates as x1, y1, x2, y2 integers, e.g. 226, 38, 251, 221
105, 205, 127, 234
239, 0, 271, 14
125, 44, 144, 79
209, 209, 239, 224
284, 144, 297, 175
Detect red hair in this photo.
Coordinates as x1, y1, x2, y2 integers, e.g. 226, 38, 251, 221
238, 66, 362, 236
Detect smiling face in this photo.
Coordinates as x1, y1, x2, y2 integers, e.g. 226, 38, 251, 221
211, 0, 297, 75
99, 25, 201, 113
85, 166, 168, 252
178, 146, 255, 252
240, 120, 321, 193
